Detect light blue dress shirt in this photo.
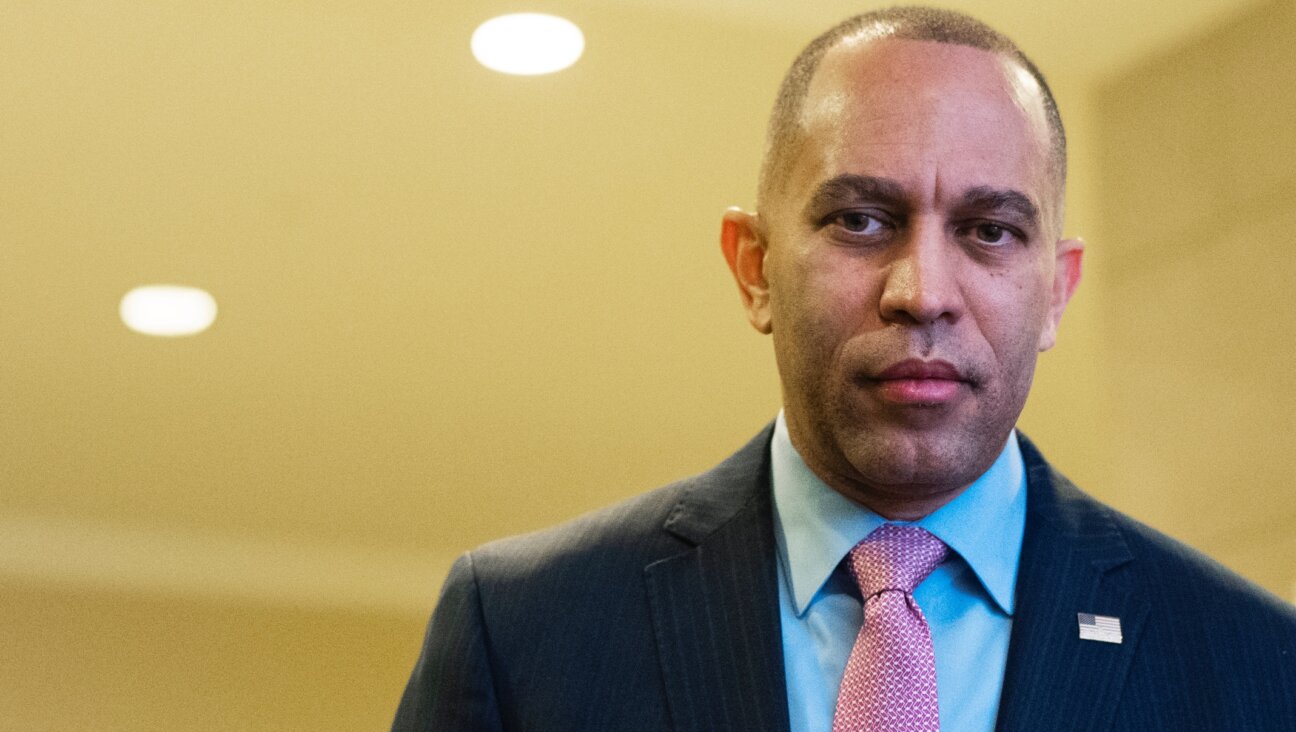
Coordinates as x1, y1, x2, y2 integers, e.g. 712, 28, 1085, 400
771, 412, 1026, 732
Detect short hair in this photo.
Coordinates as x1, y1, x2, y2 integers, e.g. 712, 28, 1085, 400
757, 6, 1067, 211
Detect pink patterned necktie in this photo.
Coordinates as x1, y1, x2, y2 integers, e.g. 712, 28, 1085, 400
832, 524, 948, 732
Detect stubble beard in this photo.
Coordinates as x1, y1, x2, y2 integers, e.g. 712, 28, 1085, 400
783, 358, 1032, 514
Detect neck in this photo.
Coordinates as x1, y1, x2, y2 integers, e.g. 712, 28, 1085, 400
822, 479, 971, 521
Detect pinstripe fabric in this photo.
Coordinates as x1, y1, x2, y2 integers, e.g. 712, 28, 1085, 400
994, 436, 1296, 732
394, 427, 1296, 731
394, 428, 788, 732
645, 473, 789, 732
393, 553, 503, 731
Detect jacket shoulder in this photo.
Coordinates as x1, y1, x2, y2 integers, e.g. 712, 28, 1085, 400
1107, 499, 1296, 628
467, 424, 774, 591
1048, 461, 1296, 627
1020, 434, 1296, 684
471, 478, 691, 584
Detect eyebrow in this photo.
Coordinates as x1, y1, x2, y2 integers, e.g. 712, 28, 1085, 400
802, 175, 1041, 228
957, 186, 1040, 227
803, 174, 908, 219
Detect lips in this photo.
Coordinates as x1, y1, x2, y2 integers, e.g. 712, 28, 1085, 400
875, 359, 965, 381
867, 359, 968, 405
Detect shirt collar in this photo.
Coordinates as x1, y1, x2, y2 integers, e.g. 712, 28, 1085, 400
770, 410, 1025, 618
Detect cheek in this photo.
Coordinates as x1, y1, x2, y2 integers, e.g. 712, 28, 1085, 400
976, 273, 1053, 360
769, 244, 831, 327
796, 246, 882, 318
768, 248, 872, 372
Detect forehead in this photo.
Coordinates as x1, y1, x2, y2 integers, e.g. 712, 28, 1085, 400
786, 37, 1057, 221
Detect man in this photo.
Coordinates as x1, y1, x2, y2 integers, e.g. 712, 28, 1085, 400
395, 7, 1296, 731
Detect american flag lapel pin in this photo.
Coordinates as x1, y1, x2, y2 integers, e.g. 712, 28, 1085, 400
1077, 612, 1123, 644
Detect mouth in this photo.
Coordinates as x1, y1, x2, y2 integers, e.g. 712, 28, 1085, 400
862, 359, 970, 405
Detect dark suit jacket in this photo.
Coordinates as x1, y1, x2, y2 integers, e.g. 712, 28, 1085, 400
394, 427, 1296, 731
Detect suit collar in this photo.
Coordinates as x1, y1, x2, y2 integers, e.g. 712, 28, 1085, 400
647, 426, 1149, 732
646, 424, 791, 732
660, 426, 776, 545
771, 414, 1026, 618
995, 433, 1147, 732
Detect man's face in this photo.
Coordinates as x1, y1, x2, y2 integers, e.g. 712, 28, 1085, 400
723, 38, 1081, 516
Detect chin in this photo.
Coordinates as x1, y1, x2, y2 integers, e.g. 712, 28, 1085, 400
836, 425, 1001, 493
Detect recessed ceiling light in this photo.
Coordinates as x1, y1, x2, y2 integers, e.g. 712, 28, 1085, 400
120, 285, 218, 337
471, 13, 584, 76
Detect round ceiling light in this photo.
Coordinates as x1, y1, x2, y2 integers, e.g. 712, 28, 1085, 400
471, 13, 584, 76
120, 285, 218, 337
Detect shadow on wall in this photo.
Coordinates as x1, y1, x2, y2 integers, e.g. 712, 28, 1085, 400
1094, 0, 1296, 600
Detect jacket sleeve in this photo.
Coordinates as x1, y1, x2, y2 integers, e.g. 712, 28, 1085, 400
393, 552, 504, 732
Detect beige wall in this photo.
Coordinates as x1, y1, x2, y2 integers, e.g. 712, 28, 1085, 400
0, 579, 420, 730
1089, 0, 1296, 598
4, 3, 1292, 729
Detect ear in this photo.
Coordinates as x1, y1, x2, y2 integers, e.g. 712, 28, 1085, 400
1038, 237, 1084, 351
720, 207, 772, 334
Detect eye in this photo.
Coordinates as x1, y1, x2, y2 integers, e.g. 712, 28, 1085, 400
964, 222, 1022, 247
977, 224, 1006, 243
828, 211, 889, 236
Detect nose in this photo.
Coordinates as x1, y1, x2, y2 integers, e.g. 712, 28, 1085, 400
878, 221, 964, 326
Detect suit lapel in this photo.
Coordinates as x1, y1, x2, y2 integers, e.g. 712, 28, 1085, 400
995, 435, 1149, 732
644, 427, 791, 732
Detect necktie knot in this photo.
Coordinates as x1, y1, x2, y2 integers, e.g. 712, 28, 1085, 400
846, 524, 947, 599
833, 524, 947, 732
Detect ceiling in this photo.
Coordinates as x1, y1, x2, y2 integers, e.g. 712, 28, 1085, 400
0, 0, 1260, 613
